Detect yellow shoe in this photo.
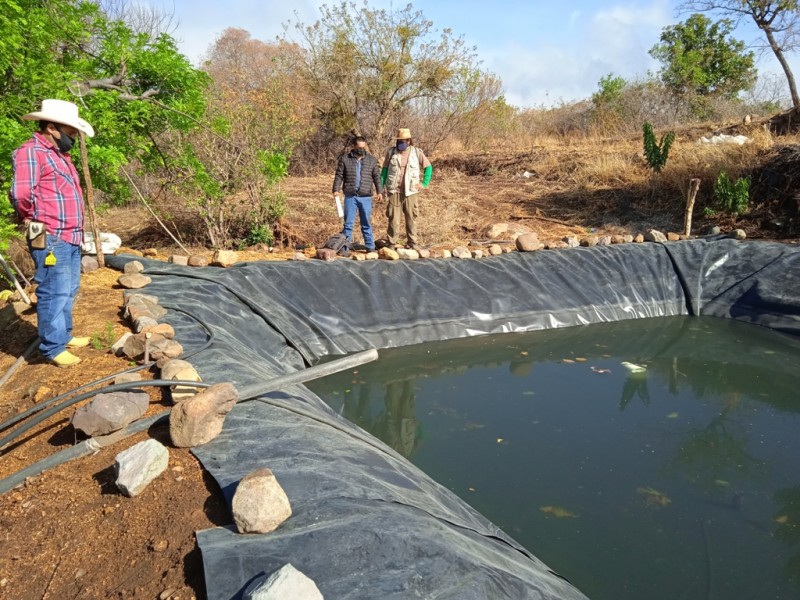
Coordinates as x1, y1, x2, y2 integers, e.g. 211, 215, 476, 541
67, 336, 90, 348
51, 350, 81, 367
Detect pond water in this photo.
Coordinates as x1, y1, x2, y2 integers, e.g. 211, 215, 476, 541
306, 316, 800, 600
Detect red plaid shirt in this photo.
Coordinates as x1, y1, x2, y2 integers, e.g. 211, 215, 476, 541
10, 132, 85, 245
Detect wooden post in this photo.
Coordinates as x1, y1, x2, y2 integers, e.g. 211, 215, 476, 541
684, 178, 701, 237
79, 132, 104, 268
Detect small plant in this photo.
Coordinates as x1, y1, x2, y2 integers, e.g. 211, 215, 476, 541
642, 122, 676, 173
713, 171, 750, 216
91, 321, 116, 351
246, 224, 274, 247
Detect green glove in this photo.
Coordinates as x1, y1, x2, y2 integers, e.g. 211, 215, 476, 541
422, 165, 433, 187
380, 167, 388, 187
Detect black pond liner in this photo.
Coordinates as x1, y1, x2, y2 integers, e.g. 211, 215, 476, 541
107, 238, 800, 600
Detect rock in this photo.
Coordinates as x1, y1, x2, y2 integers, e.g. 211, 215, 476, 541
397, 248, 419, 260
597, 235, 612, 246
169, 255, 189, 266
114, 439, 169, 498
133, 316, 158, 333
580, 236, 598, 247
169, 382, 239, 447
442, 249, 452, 258
451, 246, 471, 258
365, 251, 379, 260
727, 229, 747, 240
123, 260, 144, 275
124, 293, 159, 307
232, 468, 292, 534
148, 338, 183, 361
315, 248, 338, 261
502, 246, 513, 253
634, 234, 645, 243
644, 229, 667, 243
143, 248, 158, 257
485, 223, 509, 238
110, 332, 132, 356
122, 332, 167, 360
545, 241, 569, 249
80, 255, 99, 273
211, 250, 239, 267
515, 232, 542, 252
161, 359, 202, 404
562, 236, 580, 248
118, 273, 152, 289
622, 234, 634, 243
115, 247, 143, 257
706, 225, 722, 235
290, 252, 307, 261
114, 372, 143, 385
679, 234, 691, 240
188, 255, 209, 267
352, 253, 366, 261
71, 390, 150, 436
141, 323, 175, 339
242, 564, 322, 600
487, 244, 502, 256
378, 247, 399, 260
667, 232, 681, 241
610, 235, 624, 244
418, 248, 431, 258
471, 249, 484, 258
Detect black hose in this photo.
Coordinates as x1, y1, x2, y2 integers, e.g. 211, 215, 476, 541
0, 379, 212, 453
0, 303, 214, 433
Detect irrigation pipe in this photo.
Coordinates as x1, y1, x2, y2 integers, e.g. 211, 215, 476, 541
0, 348, 379, 494
0, 303, 215, 433
0, 251, 31, 305
0, 337, 40, 393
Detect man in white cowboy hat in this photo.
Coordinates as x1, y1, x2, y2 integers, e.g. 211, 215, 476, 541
9, 99, 95, 367
380, 128, 432, 250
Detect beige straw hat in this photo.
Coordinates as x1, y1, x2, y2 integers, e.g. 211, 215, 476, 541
395, 128, 412, 139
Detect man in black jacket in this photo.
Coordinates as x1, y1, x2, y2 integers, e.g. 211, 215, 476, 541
332, 136, 383, 251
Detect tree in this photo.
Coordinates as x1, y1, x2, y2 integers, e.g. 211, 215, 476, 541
650, 13, 756, 102
0, 0, 209, 250
285, 1, 495, 148
680, 1, 800, 110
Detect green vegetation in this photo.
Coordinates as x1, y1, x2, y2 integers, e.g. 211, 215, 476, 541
91, 321, 116, 351
642, 122, 676, 174
713, 171, 751, 216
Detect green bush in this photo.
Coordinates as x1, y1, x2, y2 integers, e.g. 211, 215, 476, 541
643, 121, 676, 173
246, 224, 274, 247
713, 171, 750, 216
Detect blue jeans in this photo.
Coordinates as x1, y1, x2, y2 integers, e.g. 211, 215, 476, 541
29, 234, 81, 359
342, 195, 375, 250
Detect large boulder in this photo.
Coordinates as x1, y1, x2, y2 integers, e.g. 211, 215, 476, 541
71, 390, 150, 436
232, 468, 292, 534
169, 382, 239, 447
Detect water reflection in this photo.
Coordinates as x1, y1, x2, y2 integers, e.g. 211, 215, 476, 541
309, 317, 800, 599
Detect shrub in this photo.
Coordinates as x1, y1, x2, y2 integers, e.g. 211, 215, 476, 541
713, 171, 750, 216
643, 122, 676, 174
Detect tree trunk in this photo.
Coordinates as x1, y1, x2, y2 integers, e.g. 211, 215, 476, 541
764, 27, 800, 111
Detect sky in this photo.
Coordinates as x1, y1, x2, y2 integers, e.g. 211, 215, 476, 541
148, 0, 796, 108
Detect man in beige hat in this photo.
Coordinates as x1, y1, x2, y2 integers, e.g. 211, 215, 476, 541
380, 128, 432, 250
9, 99, 95, 367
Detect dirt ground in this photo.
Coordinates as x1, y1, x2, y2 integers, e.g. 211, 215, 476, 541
0, 147, 797, 599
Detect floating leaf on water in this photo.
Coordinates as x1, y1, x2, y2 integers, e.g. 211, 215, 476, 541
468, 487, 476, 492
637, 486, 672, 507
666, 412, 679, 419
775, 515, 790, 525
522, 391, 535, 396
463, 422, 485, 431
590, 366, 611, 374
562, 359, 575, 364
520, 351, 528, 356
540, 505, 579, 518
575, 357, 587, 362
714, 479, 730, 487
496, 438, 504, 444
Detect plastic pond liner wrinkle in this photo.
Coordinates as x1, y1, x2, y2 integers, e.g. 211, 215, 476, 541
106, 239, 800, 600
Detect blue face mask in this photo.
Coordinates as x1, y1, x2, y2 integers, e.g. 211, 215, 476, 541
396, 141, 409, 152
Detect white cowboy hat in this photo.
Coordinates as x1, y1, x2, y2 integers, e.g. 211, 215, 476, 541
22, 99, 95, 137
